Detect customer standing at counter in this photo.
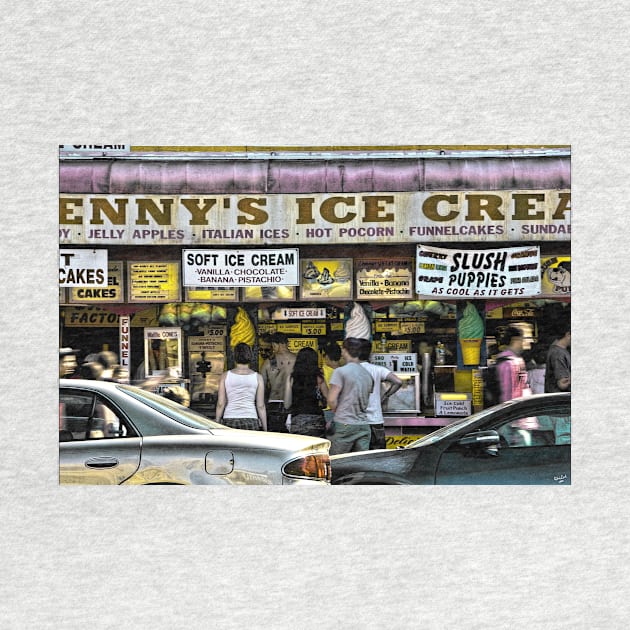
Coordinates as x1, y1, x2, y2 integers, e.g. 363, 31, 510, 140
216, 343, 267, 431
326, 337, 374, 455
283, 347, 328, 438
496, 326, 531, 402
261, 332, 296, 433
358, 339, 403, 450
545, 321, 571, 393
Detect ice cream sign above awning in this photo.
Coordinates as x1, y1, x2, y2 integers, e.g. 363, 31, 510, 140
416, 245, 541, 299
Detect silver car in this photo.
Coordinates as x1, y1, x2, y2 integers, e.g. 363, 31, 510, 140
59, 379, 331, 485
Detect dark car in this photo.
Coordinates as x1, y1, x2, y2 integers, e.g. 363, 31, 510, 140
331, 393, 570, 485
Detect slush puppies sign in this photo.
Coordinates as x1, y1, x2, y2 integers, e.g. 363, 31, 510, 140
416, 245, 541, 298
59, 249, 108, 287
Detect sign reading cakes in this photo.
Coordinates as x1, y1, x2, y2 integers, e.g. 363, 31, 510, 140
183, 249, 299, 287
416, 245, 541, 298
59, 249, 108, 287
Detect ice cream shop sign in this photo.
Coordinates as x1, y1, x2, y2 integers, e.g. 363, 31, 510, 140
58, 190, 570, 246
416, 245, 541, 298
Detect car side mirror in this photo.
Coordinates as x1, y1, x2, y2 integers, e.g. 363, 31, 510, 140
457, 430, 501, 456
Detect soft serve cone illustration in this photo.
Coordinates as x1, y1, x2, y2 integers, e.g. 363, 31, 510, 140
458, 302, 484, 365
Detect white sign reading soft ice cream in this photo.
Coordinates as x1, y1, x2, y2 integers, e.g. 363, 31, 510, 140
183, 249, 299, 287
416, 245, 541, 299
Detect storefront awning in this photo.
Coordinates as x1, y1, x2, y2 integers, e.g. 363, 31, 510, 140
59, 155, 570, 194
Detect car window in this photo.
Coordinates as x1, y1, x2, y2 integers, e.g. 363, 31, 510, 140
117, 385, 224, 430
495, 410, 571, 448
60, 391, 135, 442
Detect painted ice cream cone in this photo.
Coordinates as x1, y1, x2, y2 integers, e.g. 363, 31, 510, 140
458, 302, 484, 365
460, 338, 482, 365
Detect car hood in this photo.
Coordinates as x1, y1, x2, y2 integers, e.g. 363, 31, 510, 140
330, 446, 422, 478
203, 427, 330, 453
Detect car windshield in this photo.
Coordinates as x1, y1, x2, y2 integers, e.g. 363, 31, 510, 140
118, 385, 225, 431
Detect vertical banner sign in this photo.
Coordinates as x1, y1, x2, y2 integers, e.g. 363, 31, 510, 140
119, 315, 131, 382
416, 245, 541, 298
59, 249, 108, 287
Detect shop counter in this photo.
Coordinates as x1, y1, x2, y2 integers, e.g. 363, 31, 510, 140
383, 415, 454, 448
384, 414, 453, 434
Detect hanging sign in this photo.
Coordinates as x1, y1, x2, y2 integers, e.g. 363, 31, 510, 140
272, 307, 327, 320
119, 315, 131, 381
59, 249, 108, 287
355, 258, 414, 300
184, 286, 239, 302
69, 261, 124, 303
128, 261, 181, 303
370, 353, 418, 373
300, 258, 353, 300
416, 245, 541, 299
540, 256, 571, 296
182, 249, 299, 287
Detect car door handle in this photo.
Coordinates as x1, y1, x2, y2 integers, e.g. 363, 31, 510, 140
85, 456, 119, 469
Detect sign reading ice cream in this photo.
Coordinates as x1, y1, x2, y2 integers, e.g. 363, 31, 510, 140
183, 249, 299, 287
416, 245, 541, 298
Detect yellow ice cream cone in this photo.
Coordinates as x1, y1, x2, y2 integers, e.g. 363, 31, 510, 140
460, 338, 482, 365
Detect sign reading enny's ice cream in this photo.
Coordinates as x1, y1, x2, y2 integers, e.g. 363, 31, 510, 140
416, 245, 541, 299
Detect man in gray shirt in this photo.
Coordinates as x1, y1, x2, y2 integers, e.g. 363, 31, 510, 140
327, 337, 374, 455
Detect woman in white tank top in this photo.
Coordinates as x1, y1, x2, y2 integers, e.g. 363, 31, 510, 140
216, 343, 267, 431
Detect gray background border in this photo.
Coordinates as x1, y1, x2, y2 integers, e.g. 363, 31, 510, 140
1, 1, 626, 627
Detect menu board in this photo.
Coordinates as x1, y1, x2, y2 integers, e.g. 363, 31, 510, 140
300, 258, 353, 300
69, 261, 125, 303
128, 261, 181, 303
355, 258, 414, 300
185, 286, 239, 302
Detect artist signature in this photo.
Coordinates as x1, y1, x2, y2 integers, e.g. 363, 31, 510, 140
554, 473, 568, 484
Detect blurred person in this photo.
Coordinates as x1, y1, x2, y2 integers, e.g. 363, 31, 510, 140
283, 347, 328, 438
321, 341, 342, 387
326, 337, 374, 455
258, 333, 273, 371
321, 341, 342, 428
358, 338, 403, 450
545, 321, 571, 393
216, 343, 267, 431
97, 351, 118, 380
261, 332, 296, 433
77, 361, 103, 380
527, 345, 547, 395
496, 326, 535, 446
111, 365, 129, 383
496, 326, 531, 402
59, 347, 79, 378
161, 385, 191, 407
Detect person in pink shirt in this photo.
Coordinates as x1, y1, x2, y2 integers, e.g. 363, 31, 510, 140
496, 326, 531, 402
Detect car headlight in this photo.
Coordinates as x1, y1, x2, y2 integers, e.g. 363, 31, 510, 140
282, 454, 331, 481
